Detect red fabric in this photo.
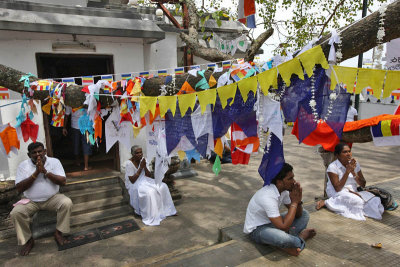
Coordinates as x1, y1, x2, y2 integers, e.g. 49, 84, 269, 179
243, 0, 256, 16
292, 119, 340, 152
120, 112, 133, 124
81, 86, 90, 94
391, 119, 400, 136
395, 104, 400, 115
20, 115, 39, 143
231, 149, 250, 165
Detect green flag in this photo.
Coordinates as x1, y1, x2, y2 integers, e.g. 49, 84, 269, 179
212, 155, 221, 176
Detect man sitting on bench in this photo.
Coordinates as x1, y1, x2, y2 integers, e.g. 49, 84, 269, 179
10, 142, 73, 256
243, 163, 316, 256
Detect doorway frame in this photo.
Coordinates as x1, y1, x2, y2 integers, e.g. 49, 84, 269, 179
36, 53, 120, 172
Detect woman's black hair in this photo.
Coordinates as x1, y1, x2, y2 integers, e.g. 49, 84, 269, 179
334, 143, 350, 156
271, 163, 293, 184
27, 142, 44, 153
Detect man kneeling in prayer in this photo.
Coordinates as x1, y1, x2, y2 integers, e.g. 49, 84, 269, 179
243, 163, 316, 256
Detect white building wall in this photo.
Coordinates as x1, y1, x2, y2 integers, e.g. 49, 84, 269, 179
0, 30, 151, 178
359, 102, 398, 119
144, 32, 178, 71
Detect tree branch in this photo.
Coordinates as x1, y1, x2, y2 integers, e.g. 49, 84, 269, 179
318, 0, 400, 63
245, 28, 274, 62
319, 0, 346, 37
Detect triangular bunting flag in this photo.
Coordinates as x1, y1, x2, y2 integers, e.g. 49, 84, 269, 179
177, 81, 196, 95
177, 93, 197, 117
197, 89, 216, 114
158, 95, 177, 117
384, 71, 400, 99
257, 68, 277, 95
140, 96, 157, 118
277, 58, 304, 86
209, 75, 217, 88
238, 76, 258, 103
355, 69, 385, 95
212, 155, 221, 175
297, 45, 329, 77
217, 83, 237, 109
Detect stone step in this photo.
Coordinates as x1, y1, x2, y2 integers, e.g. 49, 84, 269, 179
32, 204, 134, 239
71, 195, 127, 216
66, 184, 122, 204
61, 176, 121, 193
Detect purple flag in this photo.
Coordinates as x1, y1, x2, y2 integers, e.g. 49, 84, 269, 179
258, 133, 285, 186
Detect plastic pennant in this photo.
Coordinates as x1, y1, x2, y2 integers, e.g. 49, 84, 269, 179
177, 93, 197, 117
330, 66, 358, 92
258, 68, 278, 95
297, 45, 329, 77
177, 150, 186, 161
384, 71, 400, 99
214, 137, 223, 157
197, 89, 217, 114
212, 155, 221, 175
355, 69, 385, 95
139, 96, 157, 118
209, 75, 217, 88
238, 76, 258, 103
177, 81, 196, 95
158, 95, 177, 117
217, 83, 237, 109
277, 58, 304, 86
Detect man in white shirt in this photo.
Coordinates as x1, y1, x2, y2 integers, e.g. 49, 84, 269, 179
243, 163, 316, 256
10, 142, 73, 256
346, 100, 358, 122
63, 106, 92, 170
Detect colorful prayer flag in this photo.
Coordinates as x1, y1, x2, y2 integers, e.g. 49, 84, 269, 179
0, 86, 10, 99
237, 58, 245, 64
37, 80, 52, 91
174, 67, 184, 75
207, 63, 216, 70
157, 69, 168, 77
367, 88, 374, 95
121, 73, 132, 80
139, 71, 149, 78
391, 92, 400, 100
101, 75, 113, 82
238, 0, 256, 28
190, 65, 201, 70
222, 60, 231, 69
61, 77, 75, 84
82, 76, 94, 85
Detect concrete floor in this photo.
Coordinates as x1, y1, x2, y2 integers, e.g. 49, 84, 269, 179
0, 131, 399, 266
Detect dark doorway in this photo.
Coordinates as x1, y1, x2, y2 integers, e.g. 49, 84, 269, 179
36, 53, 119, 174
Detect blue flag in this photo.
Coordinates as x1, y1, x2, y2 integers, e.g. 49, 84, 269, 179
258, 133, 285, 186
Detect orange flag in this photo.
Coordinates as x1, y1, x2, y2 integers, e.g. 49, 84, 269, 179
177, 81, 196, 95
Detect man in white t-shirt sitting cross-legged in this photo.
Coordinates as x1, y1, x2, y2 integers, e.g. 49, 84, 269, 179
10, 142, 73, 256
243, 163, 316, 256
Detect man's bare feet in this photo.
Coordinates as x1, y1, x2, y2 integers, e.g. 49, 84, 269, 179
299, 228, 316, 241
83, 166, 92, 171
281, 247, 301, 256
19, 238, 34, 256
315, 200, 325, 210
54, 230, 69, 246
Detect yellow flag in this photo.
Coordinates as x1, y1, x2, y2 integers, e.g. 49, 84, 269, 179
132, 125, 141, 138
158, 95, 177, 117
277, 58, 304, 86
297, 45, 329, 77
177, 92, 196, 117
131, 80, 142, 96
177, 150, 186, 161
355, 68, 385, 96
238, 76, 258, 102
139, 96, 157, 118
217, 83, 237, 109
330, 66, 358, 92
257, 68, 277, 95
197, 89, 217, 114
381, 120, 392, 137
214, 138, 223, 157
383, 70, 400, 99
42, 100, 52, 115
209, 75, 217, 88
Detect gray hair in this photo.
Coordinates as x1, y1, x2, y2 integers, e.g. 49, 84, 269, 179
131, 145, 141, 155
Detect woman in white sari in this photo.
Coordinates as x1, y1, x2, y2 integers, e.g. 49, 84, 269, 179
125, 146, 176, 226
316, 143, 384, 220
